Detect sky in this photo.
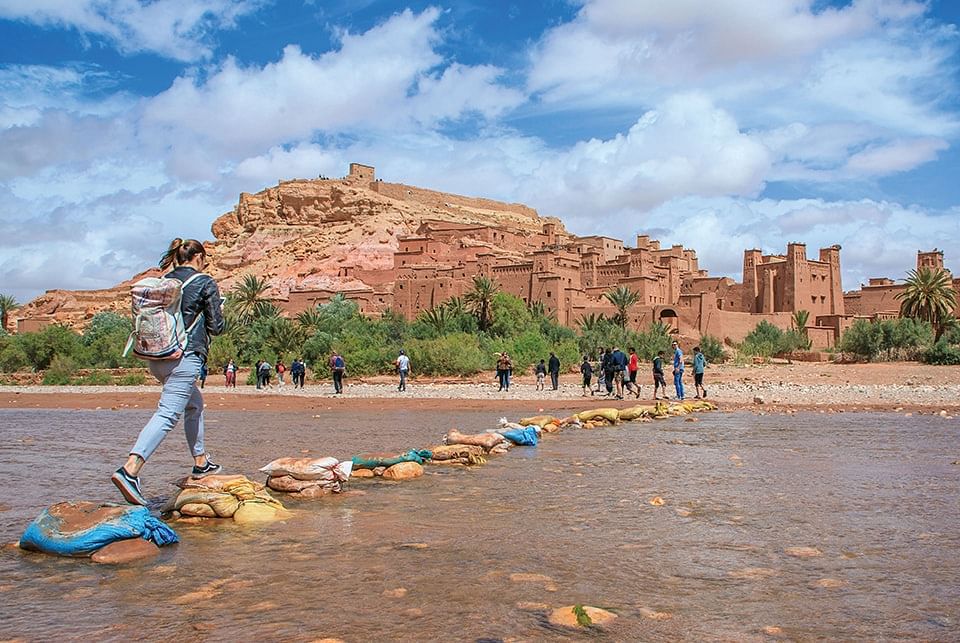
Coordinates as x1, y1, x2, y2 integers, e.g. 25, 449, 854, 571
1, 0, 959, 303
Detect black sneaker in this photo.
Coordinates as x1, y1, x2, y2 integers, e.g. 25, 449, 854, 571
111, 467, 148, 506
191, 456, 222, 478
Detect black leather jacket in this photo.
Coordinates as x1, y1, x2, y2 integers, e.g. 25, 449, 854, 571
165, 266, 225, 360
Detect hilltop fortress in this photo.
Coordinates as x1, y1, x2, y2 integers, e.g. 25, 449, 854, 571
12, 164, 956, 348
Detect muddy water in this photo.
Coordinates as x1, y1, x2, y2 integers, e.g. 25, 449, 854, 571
0, 409, 958, 641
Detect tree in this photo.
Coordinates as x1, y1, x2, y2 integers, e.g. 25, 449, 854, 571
578, 313, 607, 334
897, 266, 958, 340
791, 310, 810, 336
0, 294, 19, 332
418, 306, 450, 335
463, 275, 499, 332
603, 286, 641, 329
229, 274, 272, 322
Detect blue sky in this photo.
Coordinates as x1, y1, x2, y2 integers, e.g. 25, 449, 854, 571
1, 0, 959, 303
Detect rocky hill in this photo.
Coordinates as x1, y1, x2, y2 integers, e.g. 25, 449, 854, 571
13, 165, 561, 330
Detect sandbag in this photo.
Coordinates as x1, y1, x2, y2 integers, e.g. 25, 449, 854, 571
498, 417, 525, 431
259, 456, 353, 482
428, 444, 486, 461
619, 405, 654, 421
381, 462, 423, 480
444, 429, 504, 450
542, 422, 562, 433
233, 502, 287, 523
352, 449, 433, 470
266, 475, 319, 493
577, 408, 620, 423
167, 475, 287, 522
518, 415, 560, 428
19, 501, 178, 557
500, 427, 539, 446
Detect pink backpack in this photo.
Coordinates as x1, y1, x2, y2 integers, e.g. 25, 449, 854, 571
123, 273, 205, 360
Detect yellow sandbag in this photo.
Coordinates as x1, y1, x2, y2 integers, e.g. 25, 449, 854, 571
618, 405, 654, 421
208, 494, 240, 518
233, 501, 288, 524
542, 423, 561, 433
577, 408, 619, 423
173, 490, 232, 512
519, 415, 560, 428
180, 503, 217, 518
429, 444, 486, 461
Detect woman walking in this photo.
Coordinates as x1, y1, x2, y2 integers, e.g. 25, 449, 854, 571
111, 238, 225, 506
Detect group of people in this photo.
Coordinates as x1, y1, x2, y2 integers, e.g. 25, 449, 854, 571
534, 352, 562, 391
247, 358, 307, 389
577, 341, 707, 401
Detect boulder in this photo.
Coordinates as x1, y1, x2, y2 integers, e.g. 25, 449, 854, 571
91, 537, 160, 564
352, 469, 375, 478
382, 462, 423, 481
548, 605, 617, 628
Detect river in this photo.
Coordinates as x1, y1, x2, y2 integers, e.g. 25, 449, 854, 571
0, 408, 957, 641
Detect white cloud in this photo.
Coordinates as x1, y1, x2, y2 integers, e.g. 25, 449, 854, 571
0, 0, 267, 61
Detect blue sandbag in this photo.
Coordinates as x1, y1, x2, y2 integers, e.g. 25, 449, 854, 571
352, 449, 433, 470
501, 427, 539, 446
19, 502, 179, 557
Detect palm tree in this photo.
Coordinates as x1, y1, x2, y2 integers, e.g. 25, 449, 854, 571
791, 310, 810, 336
603, 285, 641, 329
528, 300, 558, 322
262, 316, 306, 358
463, 275, 499, 332
229, 274, 271, 322
0, 294, 19, 332
897, 266, 958, 340
296, 307, 325, 334
419, 306, 449, 335
443, 296, 467, 317
578, 312, 607, 333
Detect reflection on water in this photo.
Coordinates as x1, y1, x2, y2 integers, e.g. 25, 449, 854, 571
0, 409, 958, 641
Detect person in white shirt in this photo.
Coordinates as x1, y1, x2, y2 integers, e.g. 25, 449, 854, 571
395, 350, 411, 392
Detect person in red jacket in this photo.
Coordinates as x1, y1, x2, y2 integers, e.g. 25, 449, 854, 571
625, 347, 641, 399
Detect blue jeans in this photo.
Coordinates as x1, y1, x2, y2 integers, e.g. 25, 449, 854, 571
131, 352, 206, 461
673, 370, 685, 400
398, 369, 408, 391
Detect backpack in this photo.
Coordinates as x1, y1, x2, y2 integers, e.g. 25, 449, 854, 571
123, 273, 205, 361
333, 356, 345, 370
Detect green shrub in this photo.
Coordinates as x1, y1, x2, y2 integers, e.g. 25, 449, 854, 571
740, 321, 810, 357
699, 334, 726, 363
840, 318, 934, 361
42, 354, 78, 384
922, 339, 960, 365
118, 372, 147, 385
0, 342, 29, 372
76, 370, 114, 385
489, 292, 532, 338
406, 333, 485, 375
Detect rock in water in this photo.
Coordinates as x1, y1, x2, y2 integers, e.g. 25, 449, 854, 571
91, 538, 160, 564
548, 605, 617, 628
382, 462, 423, 480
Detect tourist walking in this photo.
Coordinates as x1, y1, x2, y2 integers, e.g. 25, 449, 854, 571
652, 350, 667, 400
396, 349, 411, 392
593, 348, 607, 395
276, 360, 286, 388
259, 359, 273, 389
693, 346, 707, 399
610, 346, 627, 399
580, 355, 593, 396
254, 359, 263, 389
496, 352, 512, 391
331, 352, 345, 394
291, 358, 305, 388
602, 347, 616, 396
626, 347, 640, 398
111, 238, 225, 506
548, 352, 560, 391
535, 359, 546, 391
224, 359, 237, 388
672, 340, 685, 401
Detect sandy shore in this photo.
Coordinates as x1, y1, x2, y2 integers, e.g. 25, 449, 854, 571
1, 362, 958, 414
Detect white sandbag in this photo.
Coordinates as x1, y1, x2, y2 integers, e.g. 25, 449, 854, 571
259, 456, 353, 482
